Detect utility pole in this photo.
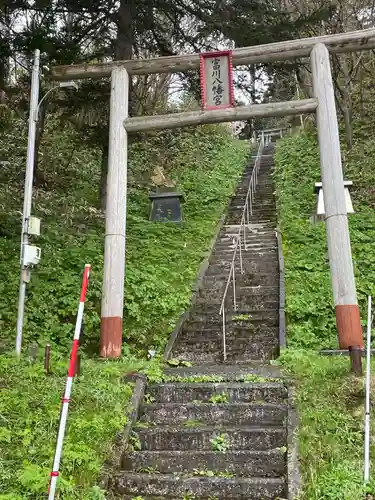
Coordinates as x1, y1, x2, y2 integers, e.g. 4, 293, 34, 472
100, 67, 129, 358
16, 49, 40, 357
311, 43, 363, 374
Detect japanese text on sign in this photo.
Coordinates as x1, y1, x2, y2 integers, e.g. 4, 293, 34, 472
200, 51, 234, 110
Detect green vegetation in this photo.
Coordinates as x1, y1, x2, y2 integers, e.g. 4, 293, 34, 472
208, 392, 229, 404
274, 130, 375, 349
0, 119, 247, 498
210, 434, 230, 453
0, 352, 146, 500
0, 118, 247, 355
275, 111, 375, 498
281, 349, 375, 499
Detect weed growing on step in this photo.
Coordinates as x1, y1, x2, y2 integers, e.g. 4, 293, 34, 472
210, 434, 230, 453
184, 419, 203, 428
192, 469, 233, 478
232, 314, 250, 321
239, 373, 282, 383
137, 466, 159, 474
128, 432, 142, 452
162, 374, 225, 383
143, 393, 156, 404
208, 392, 229, 404
166, 359, 193, 367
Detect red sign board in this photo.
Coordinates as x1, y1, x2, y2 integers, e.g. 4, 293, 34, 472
199, 50, 234, 110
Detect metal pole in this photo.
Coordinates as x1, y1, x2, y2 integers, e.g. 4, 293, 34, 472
232, 266, 237, 311
222, 309, 227, 361
16, 49, 40, 357
238, 233, 243, 274
311, 44, 363, 355
364, 295, 372, 483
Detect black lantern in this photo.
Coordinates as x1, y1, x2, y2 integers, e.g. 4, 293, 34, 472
149, 191, 184, 223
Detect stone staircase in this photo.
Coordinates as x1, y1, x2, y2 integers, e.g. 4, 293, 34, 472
110, 144, 289, 499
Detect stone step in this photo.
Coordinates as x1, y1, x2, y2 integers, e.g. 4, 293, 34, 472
173, 340, 279, 362
211, 246, 278, 256
213, 245, 277, 255
217, 237, 276, 246
122, 449, 286, 477
198, 283, 278, 296
141, 402, 287, 426
206, 260, 279, 275
225, 217, 276, 225
112, 473, 286, 499
195, 293, 279, 308
164, 362, 282, 380
202, 273, 279, 288
135, 425, 286, 451
193, 301, 279, 312
210, 249, 278, 259
187, 308, 279, 325
180, 324, 279, 340
147, 382, 287, 404
227, 205, 276, 212
219, 229, 276, 239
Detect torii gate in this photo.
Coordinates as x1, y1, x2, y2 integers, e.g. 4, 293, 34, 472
52, 28, 375, 365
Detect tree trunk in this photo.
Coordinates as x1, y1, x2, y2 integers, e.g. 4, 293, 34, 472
34, 100, 48, 187
100, 0, 134, 210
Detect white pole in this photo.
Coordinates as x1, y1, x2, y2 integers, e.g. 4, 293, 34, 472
100, 67, 129, 358
365, 295, 372, 483
48, 265, 91, 499
311, 44, 363, 358
16, 49, 40, 357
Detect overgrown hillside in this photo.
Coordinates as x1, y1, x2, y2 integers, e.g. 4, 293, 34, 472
0, 118, 247, 499
0, 117, 247, 355
274, 129, 375, 349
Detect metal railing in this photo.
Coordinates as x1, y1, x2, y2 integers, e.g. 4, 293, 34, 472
219, 135, 265, 361
261, 127, 289, 145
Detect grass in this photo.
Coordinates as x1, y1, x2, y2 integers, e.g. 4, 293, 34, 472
281, 349, 375, 499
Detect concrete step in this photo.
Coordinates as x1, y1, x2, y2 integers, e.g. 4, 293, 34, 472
141, 402, 287, 426
122, 449, 286, 477
147, 382, 287, 404
135, 425, 286, 451
112, 473, 286, 499
174, 340, 279, 362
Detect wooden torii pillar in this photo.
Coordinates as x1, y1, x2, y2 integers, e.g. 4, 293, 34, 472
51, 28, 375, 362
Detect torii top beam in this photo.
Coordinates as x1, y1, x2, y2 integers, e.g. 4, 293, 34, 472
51, 28, 375, 81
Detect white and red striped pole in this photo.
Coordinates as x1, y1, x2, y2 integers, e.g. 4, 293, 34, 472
48, 264, 91, 500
